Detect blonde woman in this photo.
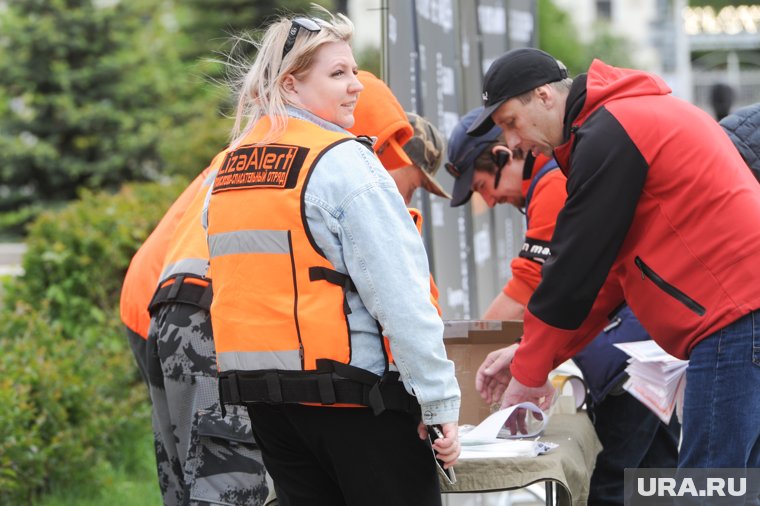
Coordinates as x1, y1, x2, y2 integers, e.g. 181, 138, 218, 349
203, 8, 460, 505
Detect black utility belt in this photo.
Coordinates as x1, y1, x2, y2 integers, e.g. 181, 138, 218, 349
218, 370, 418, 417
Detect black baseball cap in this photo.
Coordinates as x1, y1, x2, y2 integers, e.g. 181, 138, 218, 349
467, 48, 568, 137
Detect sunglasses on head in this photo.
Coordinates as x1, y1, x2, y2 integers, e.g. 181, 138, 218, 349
282, 17, 322, 59
444, 161, 463, 178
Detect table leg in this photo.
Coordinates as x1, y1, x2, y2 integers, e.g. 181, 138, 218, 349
545, 481, 555, 506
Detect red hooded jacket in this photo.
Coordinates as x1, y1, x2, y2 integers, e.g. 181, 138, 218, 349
512, 60, 760, 387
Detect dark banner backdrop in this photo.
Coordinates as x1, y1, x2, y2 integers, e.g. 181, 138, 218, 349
384, 0, 536, 319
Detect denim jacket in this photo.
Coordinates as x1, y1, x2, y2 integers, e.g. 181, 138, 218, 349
294, 107, 460, 424
214, 107, 460, 424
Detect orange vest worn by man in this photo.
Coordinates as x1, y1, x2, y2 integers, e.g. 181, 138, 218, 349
144, 156, 269, 506
120, 169, 209, 381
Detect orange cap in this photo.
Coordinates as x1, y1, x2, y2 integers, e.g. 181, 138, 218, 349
349, 70, 413, 170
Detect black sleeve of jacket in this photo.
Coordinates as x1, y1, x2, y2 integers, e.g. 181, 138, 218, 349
527, 107, 649, 330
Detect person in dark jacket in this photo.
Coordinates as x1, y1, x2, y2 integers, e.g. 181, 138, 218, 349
719, 102, 760, 182
709, 82, 735, 121
470, 48, 760, 470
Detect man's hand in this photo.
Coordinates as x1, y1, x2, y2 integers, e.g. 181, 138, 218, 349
475, 343, 519, 404
500, 377, 556, 435
502, 376, 556, 411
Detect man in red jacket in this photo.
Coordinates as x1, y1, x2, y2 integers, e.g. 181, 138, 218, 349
469, 47, 760, 469
447, 107, 679, 505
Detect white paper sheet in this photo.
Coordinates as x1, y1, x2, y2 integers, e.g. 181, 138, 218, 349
460, 402, 548, 444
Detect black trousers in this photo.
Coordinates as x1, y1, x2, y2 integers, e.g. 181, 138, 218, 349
125, 326, 149, 387
247, 403, 442, 506
587, 391, 681, 506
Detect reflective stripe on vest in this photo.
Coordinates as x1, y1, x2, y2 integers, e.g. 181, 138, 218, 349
206, 117, 379, 375
208, 229, 290, 257
217, 349, 301, 371
159, 256, 209, 282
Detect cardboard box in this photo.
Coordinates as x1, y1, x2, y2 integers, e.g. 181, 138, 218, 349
443, 320, 523, 426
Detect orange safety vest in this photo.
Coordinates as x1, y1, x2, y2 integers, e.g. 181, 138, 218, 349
119, 169, 210, 339
207, 118, 360, 373
206, 116, 415, 414
147, 158, 224, 315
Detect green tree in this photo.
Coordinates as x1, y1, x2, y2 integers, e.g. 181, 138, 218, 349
0, 0, 184, 234
538, 0, 635, 74
537, 0, 589, 75
0, 0, 344, 234
583, 21, 635, 69
0, 180, 181, 502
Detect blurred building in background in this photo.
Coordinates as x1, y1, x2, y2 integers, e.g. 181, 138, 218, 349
685, 5, 760, 114
548, 0, 760, 115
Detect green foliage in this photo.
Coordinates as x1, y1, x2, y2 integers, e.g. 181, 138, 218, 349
0, 0, 184, 217
0, 302, 151, 504
689, 0, 745, 7
158, 0, 339, 180
175, 0, 336, 62
356, 46, 382, 77
538, 0, 635, 74
0, 179, 182, 502
538, 0, 588, 75
35, 425, 161, 506
583, 21, 635, 69
0, 203, 43, 239
4, 180, 187, 335
155, 82, 230, 180
0, 0, 347, 224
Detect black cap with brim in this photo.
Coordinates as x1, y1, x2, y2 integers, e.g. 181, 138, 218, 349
465, 100, 506, 137
467, 48, 567, 137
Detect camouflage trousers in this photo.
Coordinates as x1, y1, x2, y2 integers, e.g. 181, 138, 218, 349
143, 302, 269, 506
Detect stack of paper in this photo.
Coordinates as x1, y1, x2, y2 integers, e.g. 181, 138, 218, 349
613, 341, 688, 424
459, 402, 557, 459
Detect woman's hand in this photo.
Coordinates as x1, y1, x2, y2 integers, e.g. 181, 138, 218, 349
418, 421, 461, 469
